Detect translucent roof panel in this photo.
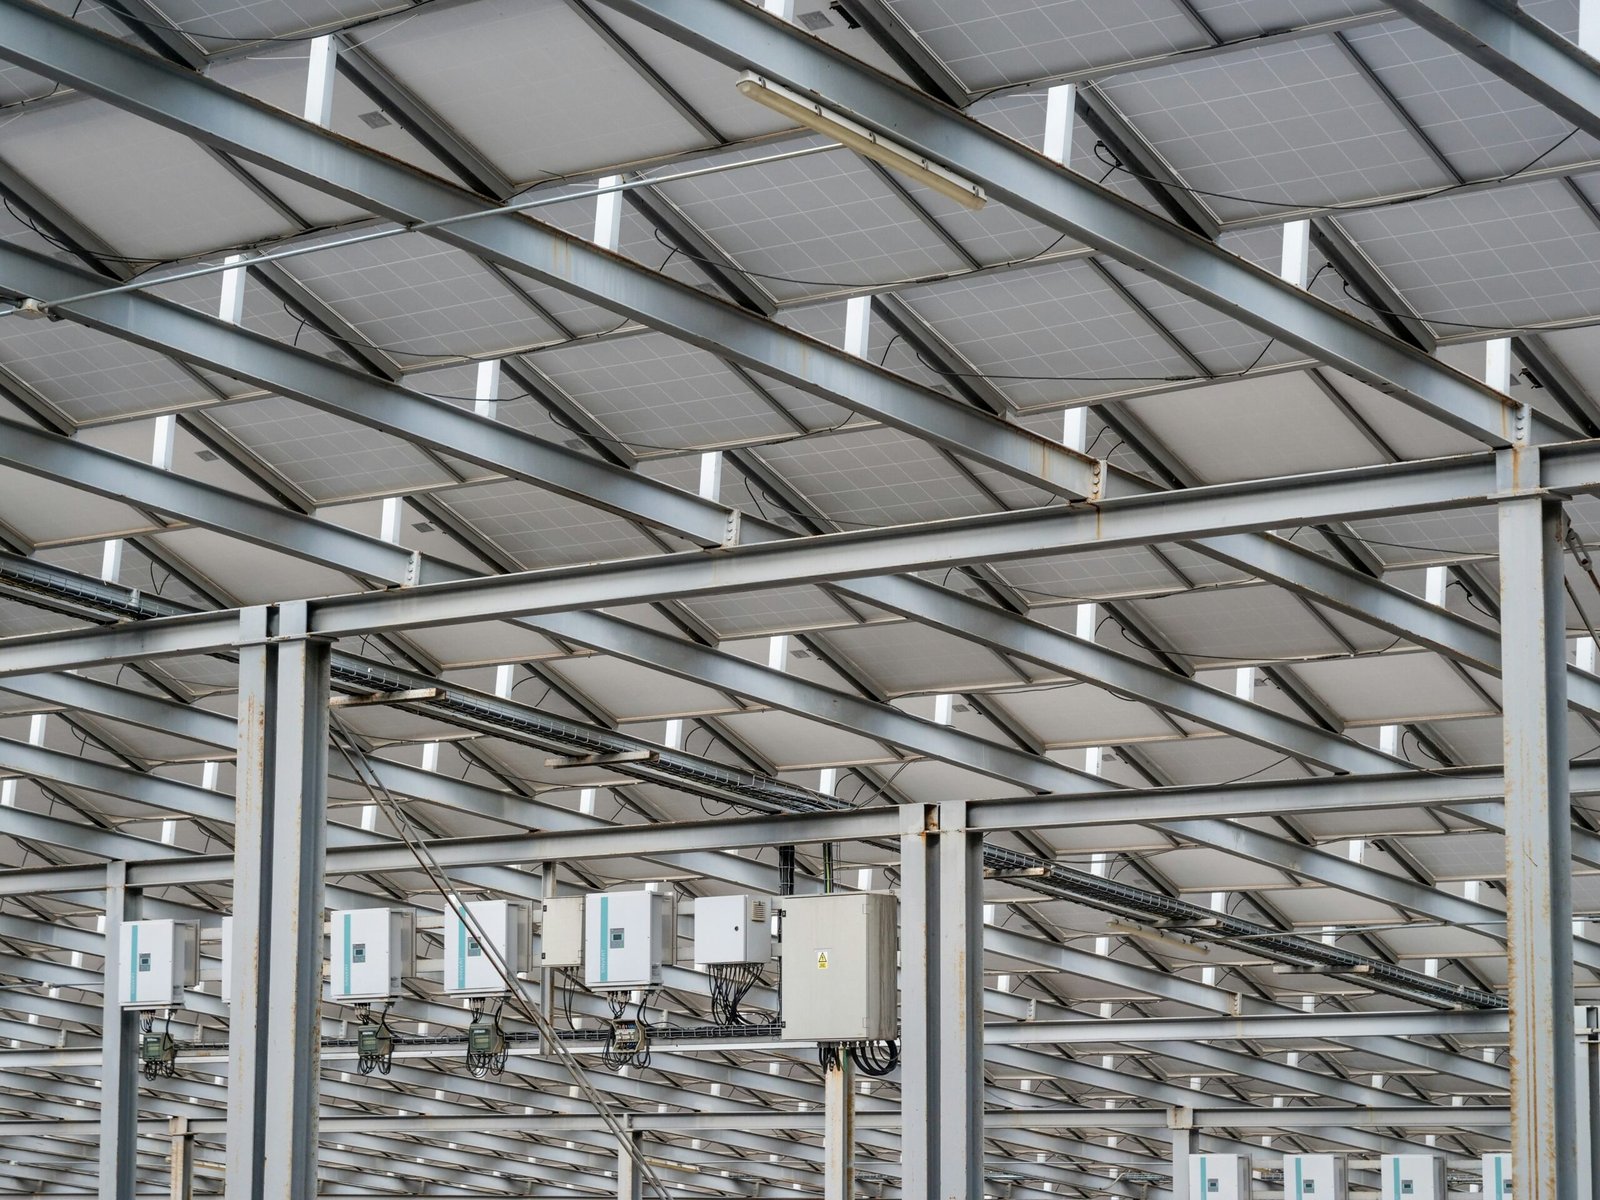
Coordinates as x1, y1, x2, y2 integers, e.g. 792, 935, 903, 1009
0, 97, 298, 260
1186, 0, 1385, 40
881, 0, 1209, 90
654, 140, 971, 304
898, 258, 1205, 408
0, 317, 213, 424
133, 0, 415, 44
1345, 17, 1600, 183
753, 426, 1000, 528
1096, 35, 1454, 222
1333, 178, 1600, 331
205, 396, 459, 503
530, 330, 801, 453
360, 0, 710, 182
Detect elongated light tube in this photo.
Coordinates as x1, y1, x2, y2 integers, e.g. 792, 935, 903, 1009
735, 71, 987, 210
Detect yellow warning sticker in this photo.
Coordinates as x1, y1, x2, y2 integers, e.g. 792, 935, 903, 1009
816, 950, 829, 969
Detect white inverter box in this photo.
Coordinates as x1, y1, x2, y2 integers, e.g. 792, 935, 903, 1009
540, 896, 585, 969
1283, 1155, 1346, 1200
1190, 1154, 1250, 1200
442, 899, 531, 997
779, 892, 897, 1042
118, 920, 197, 1009
1380, 1156, 1445, 1200
330, 908, 414, 1003
584, 890, 669, 991
695, 894, 772, 965
1482, 1153, 1511, 1200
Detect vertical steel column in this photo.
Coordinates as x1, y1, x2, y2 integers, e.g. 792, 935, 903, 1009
1169, 1110, 1198, 1200
618, 1130, 644, 1200
824, 1051, 856, 1200
937, 799, 982, 1200
1498, 459, 1577, 1200
540, 861, 558, 1053
98, 860, 138, 1200
226, 603, 331, 1200
1578, 1005, 1599, 1200
899, 801, 980, 1200
169, 1115, 193, 1200
899, 803, 936, 1200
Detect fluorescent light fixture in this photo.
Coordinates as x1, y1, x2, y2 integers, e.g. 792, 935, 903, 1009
735, 71, 987, 210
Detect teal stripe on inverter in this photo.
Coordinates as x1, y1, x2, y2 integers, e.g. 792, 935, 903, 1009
457, 907, 468, 991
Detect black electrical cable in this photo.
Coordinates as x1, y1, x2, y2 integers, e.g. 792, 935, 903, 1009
1314, 527, 1497, 558
1107, 611, 1406, 665
849, 1038, 900, 1077
905, 264, 1332, 385
1092, 126, 1583, 215
2, 195, 163, 267
543, 398, 866, 457
647, 224, 1073, 292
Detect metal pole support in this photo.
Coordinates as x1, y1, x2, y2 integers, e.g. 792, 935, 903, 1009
899, 801, 981, 1200
1497, 455, 1578, 1200
226, 603, 332, 1200
97, 860, 139, 1200
825, 1051, 856, 1200
618, 1130, 644, 1200
1169, 1108, 1198, 1200
169, 1115, 193, 1200
540, 861, 558, 1054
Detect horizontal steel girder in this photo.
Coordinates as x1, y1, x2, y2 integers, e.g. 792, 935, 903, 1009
7, 441, 1600, 674
589, 0, 1561, 448
0, 238, 1553, 724
1384, 0, 1600, 147
0, 1, 1103, 502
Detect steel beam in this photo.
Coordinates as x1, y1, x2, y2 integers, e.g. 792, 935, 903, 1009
4, 238, 1598, 728
900, 804, 934, 1200
938, 799, 982, 1200
589, 0, 1561, 447
226, 604, 330, 1200
96, 861, 137, 1200
982, 925, 1509, 1092
285, 449, 1502, 633
0, 249, 737, 552
0, 336, 1483, 778
1385, 0, 1600, 148
900, 802, 983, 1200
824, 1054, 855, 1200
0, 670, 780, 893
985, 1010, 1509, 1045
0, 6, 1104, 501
1498, 484, 1579, 1200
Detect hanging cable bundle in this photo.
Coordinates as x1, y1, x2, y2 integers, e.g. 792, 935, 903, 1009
466, 999, 509, 1078
601, 991, 654, 1072
355, 1005, 396, 1076
707, 962, 767, 1027
848, 1038, 900, 1077
817, 1038, 899, 1077
138, 1010, 178, 1080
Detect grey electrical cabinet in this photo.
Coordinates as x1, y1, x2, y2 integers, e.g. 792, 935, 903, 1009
540, 896, 585, 970
779, 892, 897, 1042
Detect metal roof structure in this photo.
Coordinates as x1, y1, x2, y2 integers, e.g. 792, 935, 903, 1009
0, 0, 1595, 1195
